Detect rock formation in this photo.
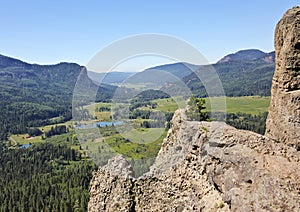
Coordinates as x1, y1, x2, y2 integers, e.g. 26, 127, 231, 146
89, 109, 300, 211
265, 6, 300, 149
89, 7, 300, 211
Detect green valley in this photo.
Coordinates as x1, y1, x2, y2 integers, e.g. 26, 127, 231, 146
0, 50, 274, 211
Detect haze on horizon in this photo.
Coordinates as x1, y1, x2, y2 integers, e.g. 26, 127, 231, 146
0, 0, 298, 71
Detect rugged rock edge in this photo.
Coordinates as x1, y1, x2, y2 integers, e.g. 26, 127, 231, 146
89, 109, 300, 211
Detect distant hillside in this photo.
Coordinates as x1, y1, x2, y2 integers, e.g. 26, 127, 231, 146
217, 49, 273, 63
0, 54, 31, 68
88, 71, 136, 84
125, 62, 199, 87
144, 62, 199, 79
0, 54, 116, 140
261, 51, 275, 63
129, 49, 275, 97
184, 50, 275, 96
0, 55, 116, 104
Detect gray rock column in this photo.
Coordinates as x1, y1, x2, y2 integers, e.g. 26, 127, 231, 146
265, 6, 300, 149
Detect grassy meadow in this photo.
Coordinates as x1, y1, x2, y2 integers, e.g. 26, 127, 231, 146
204, 96, 270, 115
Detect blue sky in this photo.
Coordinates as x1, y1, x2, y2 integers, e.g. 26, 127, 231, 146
0, 0, 299, 71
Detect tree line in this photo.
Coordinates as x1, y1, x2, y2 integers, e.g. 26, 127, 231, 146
0, 142, 96, 211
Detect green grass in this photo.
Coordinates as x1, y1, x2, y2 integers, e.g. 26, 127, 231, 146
10, 134, 43, 145
204, 96, 270, 115
152, 97, 185, 113
84, 102, 112, 121
94, 111, 111, 121
10, 131, 86, 157
122, 128, 165, 144
85, 102, 111, 112
39, 121, 73, 132
80, 127, 166, 162
82, 128, 166, 176
104, 129, 166, 159
10, 121, 73, 146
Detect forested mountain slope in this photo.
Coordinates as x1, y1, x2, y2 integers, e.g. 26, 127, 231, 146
184, 51, 275, 97
0, 55, 115, 140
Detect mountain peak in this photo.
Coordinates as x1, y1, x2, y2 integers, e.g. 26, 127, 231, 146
217, 49, 270, 63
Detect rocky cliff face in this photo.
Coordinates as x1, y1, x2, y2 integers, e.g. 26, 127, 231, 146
89, 7, 300, 212
89, 109, 300, 211
265, 6, 300, 149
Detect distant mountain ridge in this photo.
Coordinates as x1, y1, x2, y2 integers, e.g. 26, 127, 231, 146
0, 54, 115, 97
87, 71, 136, 84
217, 49, 275, 63
0, 54, 32, 68
144, 62, 199, 79
0, 54, 116, 140
123, 49, 275, 96
182, 49, 275, 97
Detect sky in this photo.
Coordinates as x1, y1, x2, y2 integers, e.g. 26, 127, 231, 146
0, 0, 299, 71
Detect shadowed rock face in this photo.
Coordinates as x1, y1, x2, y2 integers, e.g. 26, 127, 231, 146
265, 6, 300, 149
89, 7, 300, 212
